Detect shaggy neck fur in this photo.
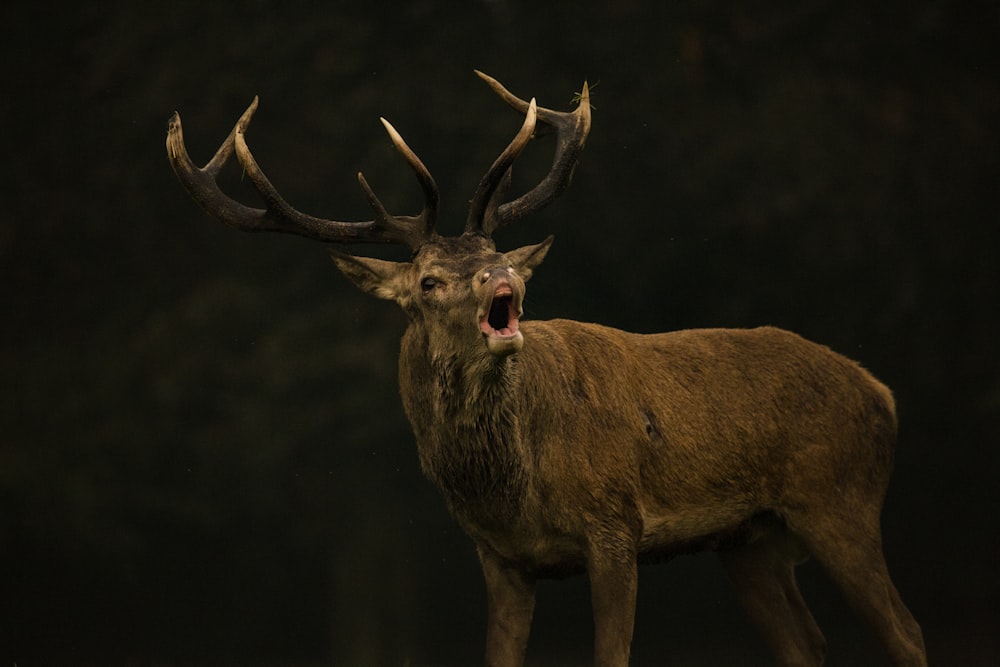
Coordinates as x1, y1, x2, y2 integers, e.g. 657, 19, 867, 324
400, 327, 528, 525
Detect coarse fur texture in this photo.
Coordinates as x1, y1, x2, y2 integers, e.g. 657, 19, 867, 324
332, 234, 926, 667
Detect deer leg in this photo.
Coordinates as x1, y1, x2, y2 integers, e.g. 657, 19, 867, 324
718, 526, 826, 666
587, 542, 638, 667
477, 546, 537, 667
790, 512, 927, 667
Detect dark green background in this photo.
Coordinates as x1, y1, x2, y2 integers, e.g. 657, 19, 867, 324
3, 1, 996, 664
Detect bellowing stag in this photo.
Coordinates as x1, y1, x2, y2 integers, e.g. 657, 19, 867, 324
166, 72, 926, 666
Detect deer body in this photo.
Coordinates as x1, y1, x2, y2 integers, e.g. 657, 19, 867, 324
167, 73, 926, 666
403, 319, 896, 577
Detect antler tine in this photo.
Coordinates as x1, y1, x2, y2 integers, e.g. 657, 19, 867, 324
165, 98, 438, 250
465, 98, 538, 236
378, 117, 439, 240
166, 98, 265, 228
472, 71, 592, 234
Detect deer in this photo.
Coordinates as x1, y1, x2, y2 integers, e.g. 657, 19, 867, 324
166, 71, 926, 666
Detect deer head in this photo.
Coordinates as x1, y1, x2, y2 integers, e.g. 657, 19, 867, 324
166, 72, 590, 359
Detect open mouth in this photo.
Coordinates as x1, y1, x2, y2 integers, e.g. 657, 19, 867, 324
480, 283, 520, 339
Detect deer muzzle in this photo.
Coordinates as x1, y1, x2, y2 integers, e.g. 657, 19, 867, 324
478, 271, 525, 357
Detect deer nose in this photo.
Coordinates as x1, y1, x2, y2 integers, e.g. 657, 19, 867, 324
480, 267, 514, 284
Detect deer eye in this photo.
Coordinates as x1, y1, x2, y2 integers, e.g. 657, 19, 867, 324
420, 277, 439, 293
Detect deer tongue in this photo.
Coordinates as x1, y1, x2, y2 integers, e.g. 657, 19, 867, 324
480, 283, 524, 356
480, 284, 518, 337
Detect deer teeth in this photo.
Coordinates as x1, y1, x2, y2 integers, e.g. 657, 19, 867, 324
481, 291, 519, 338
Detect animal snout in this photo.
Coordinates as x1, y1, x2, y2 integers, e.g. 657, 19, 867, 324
480, 267, 514, 285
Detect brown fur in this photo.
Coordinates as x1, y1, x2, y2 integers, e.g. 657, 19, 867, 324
332, 234, 927, 666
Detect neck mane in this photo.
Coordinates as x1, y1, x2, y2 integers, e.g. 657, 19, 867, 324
399, 326, 528, 525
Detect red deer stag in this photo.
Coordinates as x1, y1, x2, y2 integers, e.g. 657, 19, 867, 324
166, 72, 926, 666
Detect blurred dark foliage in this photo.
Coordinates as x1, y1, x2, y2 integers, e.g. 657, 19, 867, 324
1, 0, 997, 664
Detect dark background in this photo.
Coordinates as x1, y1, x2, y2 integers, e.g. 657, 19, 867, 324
3, 0, 997, 664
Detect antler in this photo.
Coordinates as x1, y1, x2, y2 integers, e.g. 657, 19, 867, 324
166, 96, 439, 250
466, 71, 592, 237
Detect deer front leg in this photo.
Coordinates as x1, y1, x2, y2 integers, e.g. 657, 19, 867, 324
477, 545, 537, 667
587, 542, 639, 667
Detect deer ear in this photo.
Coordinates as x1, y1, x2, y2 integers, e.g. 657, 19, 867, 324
329, 250, 410, 302
505, 235, 554, 283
